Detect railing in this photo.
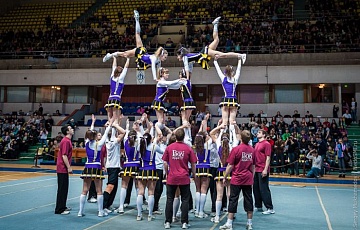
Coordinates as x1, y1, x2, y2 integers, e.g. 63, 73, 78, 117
0, 43, 359, 61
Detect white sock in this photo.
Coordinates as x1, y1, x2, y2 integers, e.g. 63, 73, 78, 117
173, 197, 180, 217
195, 192, 200, 213
213, 23, 218, 32
216, 200, 222, 217
247, 219, 252, 225
226, 218, 233, 226
119, 187, 126, 209
137, 195, 143, 217
135, 19, 141, 33
79, 194, 86, 214
148, 195, 154, 216
199, 193, 207, 214
97, 195, 104, 213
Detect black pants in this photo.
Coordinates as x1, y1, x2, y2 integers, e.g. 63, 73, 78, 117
55, 173, 69, 214
228, 184, 253, 213
104, 168, 120, 208
154, 169, 164, 211
253, 172, 273, 210
88, 180, 97, 200
165, 184, 191, 224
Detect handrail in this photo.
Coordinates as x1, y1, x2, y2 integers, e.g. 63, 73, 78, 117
0, 43, 359, 60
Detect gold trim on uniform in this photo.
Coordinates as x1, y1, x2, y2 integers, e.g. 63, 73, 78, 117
219, 97, 240, 108
214, 170, 231, 181
135, 47, 150, 70
151, 100, 167, 111
104, 99, 123, 110
136, 169, 159, 180
119, 166, 138, 177
180, 100, 196, 111
195, 168, 212, 178
80, 168, 105, 180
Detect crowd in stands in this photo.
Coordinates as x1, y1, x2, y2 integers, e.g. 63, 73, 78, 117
1, 104, 357, 178
0, 0, 359, 58
0, 112, 55, 160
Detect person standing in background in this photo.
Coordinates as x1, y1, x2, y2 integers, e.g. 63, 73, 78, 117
351, 97, 357, 123
54, 125, 74, 215
253, 129, 275, 215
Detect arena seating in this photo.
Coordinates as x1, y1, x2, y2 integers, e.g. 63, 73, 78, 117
0, 1, 95, 31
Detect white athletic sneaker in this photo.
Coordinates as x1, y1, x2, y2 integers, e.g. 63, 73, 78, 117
254, 207, 263, 212
116, 207, 124, 214
164, 222, 171, 229
134, 10, 140, 20
172, 216, 179, 223
262, 209, 275, 215
104, 208, 112, 214
197, 212, 208, 218
98, 211, 107, 217
136, 215, 143, 221
212, 16, 221, 25
219, 223, 233, 230
77, 212, 85, 217
124, 203, 129, 208
246, 224, 253, 230
210, 216, 220, 223
182, 223, 189, 229
60, 210, 70, 215
148, 215, 155, 221
102, 53, 112, 63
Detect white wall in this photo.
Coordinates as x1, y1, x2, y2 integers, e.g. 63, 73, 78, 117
1, 65, 359, 86
205, 103, 340, 118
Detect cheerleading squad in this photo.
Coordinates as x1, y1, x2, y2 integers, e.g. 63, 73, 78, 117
55, 10, 275, 230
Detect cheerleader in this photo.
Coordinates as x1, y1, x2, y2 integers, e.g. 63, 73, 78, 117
116, 119, 141, 214
102, 118, 126, 214
77, 116, 114, 217
151, 67, 186, 135
103, 10, 168, 81
214, 55, 244, 144
177, 17, 246, 78
209, 122, 240, 223
104, 57, 130, 125
179, 67, 196, 144
135, 133, 164, 221
193, 119, 213, 218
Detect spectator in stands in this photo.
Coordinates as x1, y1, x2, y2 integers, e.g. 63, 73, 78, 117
103, 10, 168, 82
351, 98, 357, 123
39, 128, 48, 147
104, 56, 130, 126
55, 132, 63, 143
165, 38, 174, 48
54, 110, 61, 116
165, 117, 176, 129
292, 110, 300, 118
45, 115, 54, 132
306, 149, 321, 178
137, 106, 145, 115
342, 110, 352, 127
335, 138, 347, 178
342, 100, 349, 115
333, 105, 339, 118
38, 103, 44, 115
